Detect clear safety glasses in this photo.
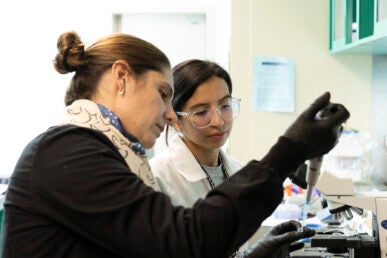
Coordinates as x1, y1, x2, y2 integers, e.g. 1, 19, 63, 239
176, 97, 241, 129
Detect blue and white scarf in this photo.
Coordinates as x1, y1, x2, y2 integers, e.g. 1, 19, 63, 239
65, 99, 158, 190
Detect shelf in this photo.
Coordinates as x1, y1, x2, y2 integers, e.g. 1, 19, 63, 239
329, 0, 387, 54
330, 32, 387, 53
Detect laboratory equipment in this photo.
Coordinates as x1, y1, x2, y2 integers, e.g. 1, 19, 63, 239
303, 156, 323, 223
303, 103, 337, 222
305, 157, 323, 204
313, 171, 387, 258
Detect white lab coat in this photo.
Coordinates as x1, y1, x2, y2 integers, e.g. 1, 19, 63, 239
149, 134, 243, 207
150, 135, 252, 253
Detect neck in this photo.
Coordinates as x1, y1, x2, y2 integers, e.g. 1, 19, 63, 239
181, 137, 220, 166
196, 151, 219, 166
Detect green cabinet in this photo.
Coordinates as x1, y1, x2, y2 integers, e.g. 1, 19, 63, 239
330, 0, 387, 53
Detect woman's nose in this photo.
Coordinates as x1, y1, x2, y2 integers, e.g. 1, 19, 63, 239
165, 104, 177, 125
210, 109, 224, 127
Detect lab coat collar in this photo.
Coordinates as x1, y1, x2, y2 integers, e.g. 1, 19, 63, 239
168, 135, 207, 182
168, 134, 240, 182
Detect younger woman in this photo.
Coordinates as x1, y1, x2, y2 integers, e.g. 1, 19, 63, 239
150, 59, 242, 206
150, 59, 312, 257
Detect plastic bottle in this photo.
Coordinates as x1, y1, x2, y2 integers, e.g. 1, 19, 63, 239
272, 182, 302, 220
352, 22, 358, 42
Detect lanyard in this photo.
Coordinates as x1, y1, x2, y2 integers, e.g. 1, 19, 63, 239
199, 155, 230, 190
199, 155, 238, 258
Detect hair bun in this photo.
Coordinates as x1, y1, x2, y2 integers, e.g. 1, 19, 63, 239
53, 31, 86, 74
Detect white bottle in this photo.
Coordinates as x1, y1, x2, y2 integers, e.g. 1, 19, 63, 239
352, 22, 358, 42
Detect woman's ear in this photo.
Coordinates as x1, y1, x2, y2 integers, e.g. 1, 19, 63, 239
112, 60, 134, 95
112, 60, 132, 80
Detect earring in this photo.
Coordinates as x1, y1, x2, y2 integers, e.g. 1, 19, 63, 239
119, 88, 125, 95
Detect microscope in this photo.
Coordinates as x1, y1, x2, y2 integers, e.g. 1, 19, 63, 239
295, 102, 386, 257
310, 171, 387, 258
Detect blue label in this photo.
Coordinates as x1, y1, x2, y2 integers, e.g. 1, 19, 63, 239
381, 220, 387, 229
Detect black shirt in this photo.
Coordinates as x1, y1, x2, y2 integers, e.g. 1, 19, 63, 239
1, 125, 303, 258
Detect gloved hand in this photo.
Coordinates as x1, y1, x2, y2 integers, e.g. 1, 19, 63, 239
237, 220, 315, 258
284, 92, 350, 160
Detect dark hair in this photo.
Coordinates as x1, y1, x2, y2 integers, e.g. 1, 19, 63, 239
53, 31, 171, 106
165, 59, 233, 144
172, 59, 232, 112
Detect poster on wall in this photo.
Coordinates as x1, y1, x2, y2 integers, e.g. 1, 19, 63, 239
253, 56, 295, 113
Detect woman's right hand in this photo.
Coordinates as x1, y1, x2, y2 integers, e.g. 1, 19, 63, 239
283, 92, 350, 160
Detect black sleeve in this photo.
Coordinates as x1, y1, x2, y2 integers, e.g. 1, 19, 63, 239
29, 127, 304, 258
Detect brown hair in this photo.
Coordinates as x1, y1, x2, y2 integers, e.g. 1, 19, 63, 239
172, 59, 232, 112
53, 31, 171, 106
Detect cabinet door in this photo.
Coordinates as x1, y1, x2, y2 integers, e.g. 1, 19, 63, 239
358, 0, 374, 39
375, 0, 387, 34
330, 0, 378, 53
330, 0, 352, 51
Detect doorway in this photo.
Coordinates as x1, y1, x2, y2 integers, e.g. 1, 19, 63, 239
116, 13, 207, 67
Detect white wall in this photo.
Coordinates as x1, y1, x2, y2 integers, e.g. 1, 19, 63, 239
229, 0, 373, 164
120, 13, 207, 67
2, 0, 370, 177
0, 0, 230, 177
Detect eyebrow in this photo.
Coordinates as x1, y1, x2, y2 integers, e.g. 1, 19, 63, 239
188, 94, 232, 110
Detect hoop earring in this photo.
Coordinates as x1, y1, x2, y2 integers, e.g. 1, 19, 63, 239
119, 79, 126, 96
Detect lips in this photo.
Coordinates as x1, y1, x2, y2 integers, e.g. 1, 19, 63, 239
209, 132, 226, 138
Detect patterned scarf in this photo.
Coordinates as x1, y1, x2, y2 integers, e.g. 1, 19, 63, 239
65, 99, 159, 190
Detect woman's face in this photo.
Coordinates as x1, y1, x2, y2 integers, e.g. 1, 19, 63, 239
118, 68, 176, 149
176, 76, 233, 152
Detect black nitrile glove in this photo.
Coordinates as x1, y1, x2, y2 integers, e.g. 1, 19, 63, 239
236, 220, 315, 258
283, 92, 350, 160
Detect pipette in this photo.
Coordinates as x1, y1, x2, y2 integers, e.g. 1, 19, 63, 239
302, 103, 334, 224
305, 157, 323, 204
302, 156, 323, 223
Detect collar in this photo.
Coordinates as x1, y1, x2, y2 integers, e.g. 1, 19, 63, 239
168, 135, 235, 182
168, 135, 207, 182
